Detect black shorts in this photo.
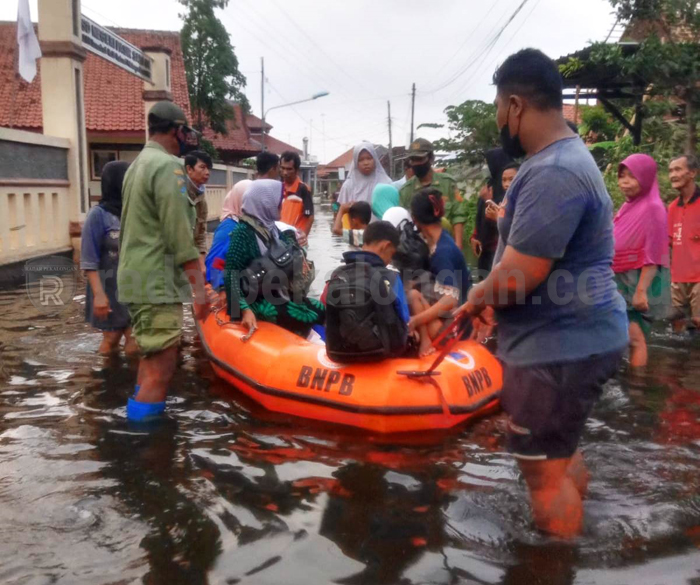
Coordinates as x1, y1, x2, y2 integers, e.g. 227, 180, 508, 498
501, 350, 624, 461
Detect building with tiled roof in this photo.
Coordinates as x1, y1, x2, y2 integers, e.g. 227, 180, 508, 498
0, 22, 301, 190
0, 23, 191, 134
203, 103, 260, 164
242, 112, 302, 157
562, 104, 585, 126
325, 147, 355, 171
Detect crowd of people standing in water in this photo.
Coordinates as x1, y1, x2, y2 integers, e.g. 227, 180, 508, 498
76, 47, 700, 540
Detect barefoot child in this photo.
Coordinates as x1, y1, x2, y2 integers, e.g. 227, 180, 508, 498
80, 161, 138, 356
407, 188, 471, 356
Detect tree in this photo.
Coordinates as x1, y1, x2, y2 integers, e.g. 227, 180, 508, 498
179, 0, 249, 137
590, 0, 700, 152
429, 100, 500, 166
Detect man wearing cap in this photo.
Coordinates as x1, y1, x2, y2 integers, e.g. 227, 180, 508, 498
399, 138, 467, 249
118, 101, 209, 422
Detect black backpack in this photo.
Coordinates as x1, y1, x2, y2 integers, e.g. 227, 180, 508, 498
325, 260, 408, 363
393, 219, 430, 272
240, 232, 314, 304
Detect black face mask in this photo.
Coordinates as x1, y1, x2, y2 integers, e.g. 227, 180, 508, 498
177, 127, 199, 157
499, 106, 526, 160
412, 161, 431, 179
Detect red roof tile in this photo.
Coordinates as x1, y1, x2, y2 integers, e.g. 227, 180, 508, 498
245, 113, 271, 133
249, 132, 302, 156
563, 104, 584, 125
326, 147, 354, 169
0, 22, 190, 132
204, 103, 260, 155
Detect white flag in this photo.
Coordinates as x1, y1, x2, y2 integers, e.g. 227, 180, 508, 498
17, 0, 42, 83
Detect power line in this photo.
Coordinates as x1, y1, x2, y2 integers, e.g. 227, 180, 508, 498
266, 81, 380, 148
226, 5, 353, 112
234, 0, 372, 120
420, 0, 531, 96
269, 0, 383, 100
81, 2, 122, 27
422, 0, 503, 90
420, 0, 516, 95
447, 0, 541, 104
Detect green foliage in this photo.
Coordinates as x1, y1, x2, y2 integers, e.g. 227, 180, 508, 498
198, 137, 219, 161
558, 57, 585, 78
610, 0, 700, 31
461, 191, 479, 243
595, 121, 688, 209
179, 0, 249, 138
580, 105, 622, 141
432, 100, 500, 166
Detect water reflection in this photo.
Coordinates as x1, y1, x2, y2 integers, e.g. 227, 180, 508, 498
1, 200, 699, 584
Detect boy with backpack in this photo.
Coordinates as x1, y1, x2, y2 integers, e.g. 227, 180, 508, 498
324, 221, 410, 363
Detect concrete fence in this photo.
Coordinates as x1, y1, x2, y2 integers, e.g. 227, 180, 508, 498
205, 164, 252, 222
0, 127, 253, 271
0, 129, 72, 266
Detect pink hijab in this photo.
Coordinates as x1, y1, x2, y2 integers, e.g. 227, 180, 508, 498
612, 154, 669, 273
220, 179, 252, 222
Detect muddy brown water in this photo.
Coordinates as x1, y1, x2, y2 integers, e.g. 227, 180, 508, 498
1, 201, 700, 584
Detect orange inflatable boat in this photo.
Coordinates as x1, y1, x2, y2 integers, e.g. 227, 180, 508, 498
196, 312, 502, 434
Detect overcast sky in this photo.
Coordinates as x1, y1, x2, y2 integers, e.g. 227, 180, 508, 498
4, 0, 616, 162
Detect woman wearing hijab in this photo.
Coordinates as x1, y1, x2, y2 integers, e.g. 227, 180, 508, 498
338, 142, 392, 206
371, 183, 400, 220
80, 161, 137, 355
614, 153, 670, 368
224, 179, 324, 336
469, 148, 512, 279
205, 179, 252, 290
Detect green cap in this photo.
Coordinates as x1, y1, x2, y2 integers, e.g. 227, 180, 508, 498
407, 138, 434, 158
148, 101, 190, 129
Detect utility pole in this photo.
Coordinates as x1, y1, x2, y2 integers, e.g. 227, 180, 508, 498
261, 57, 266, 151
410, 82, 416, 144
387, 100, 393, 179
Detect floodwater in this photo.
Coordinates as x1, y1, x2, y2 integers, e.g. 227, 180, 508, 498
2, 200, 700, 585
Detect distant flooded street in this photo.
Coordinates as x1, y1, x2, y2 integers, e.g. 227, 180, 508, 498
1, 200, 700, 584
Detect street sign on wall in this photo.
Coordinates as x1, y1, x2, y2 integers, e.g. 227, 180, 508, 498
80, 15, 153, 83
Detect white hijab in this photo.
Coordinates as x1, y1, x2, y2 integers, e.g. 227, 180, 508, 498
338, 142, 392, 205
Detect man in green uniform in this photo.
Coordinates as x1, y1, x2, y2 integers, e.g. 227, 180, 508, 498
399, 138, 467, 249
118, 101, 209, 421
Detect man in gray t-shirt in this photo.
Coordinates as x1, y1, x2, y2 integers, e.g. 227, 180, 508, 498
458, 49, 627, 538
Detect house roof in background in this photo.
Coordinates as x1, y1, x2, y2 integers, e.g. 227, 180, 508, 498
249, 132, 302, 156
204, 103, 260, 156
0, 23, 191, 133
326, 147, 355, 169
245, 113, 272, 132
563, 104, 585, 125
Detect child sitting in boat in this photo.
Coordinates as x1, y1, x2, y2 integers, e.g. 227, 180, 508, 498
407, 188, 472, 356
331, 200, 371, 248
324, 221, 410, 363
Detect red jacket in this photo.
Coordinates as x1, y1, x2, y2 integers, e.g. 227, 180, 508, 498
668, 186, 700, 283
